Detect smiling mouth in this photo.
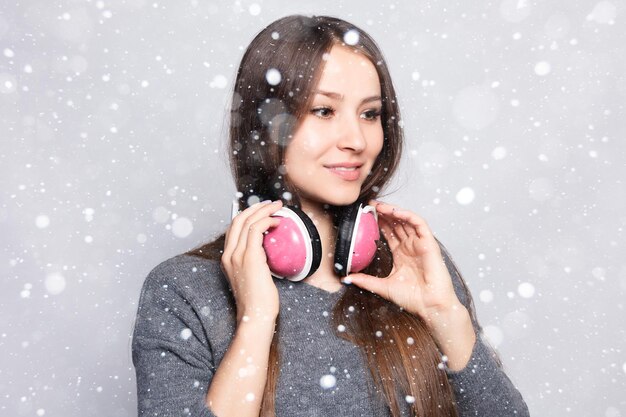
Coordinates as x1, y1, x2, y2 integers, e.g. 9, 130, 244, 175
325, 166, 362, 181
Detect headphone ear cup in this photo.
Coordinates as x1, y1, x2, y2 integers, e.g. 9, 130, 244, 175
334, 203, 380, 277
287, 205, 322, 279
262, 205, 322, 281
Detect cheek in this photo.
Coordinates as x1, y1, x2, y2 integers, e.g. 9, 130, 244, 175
369, 126, 385, 156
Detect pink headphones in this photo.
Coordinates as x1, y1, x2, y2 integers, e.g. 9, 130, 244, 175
231, 201, 380, 281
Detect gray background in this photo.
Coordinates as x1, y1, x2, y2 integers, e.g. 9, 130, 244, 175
1, 0, 625, 416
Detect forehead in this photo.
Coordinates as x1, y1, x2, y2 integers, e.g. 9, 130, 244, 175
316, 45, 380, 91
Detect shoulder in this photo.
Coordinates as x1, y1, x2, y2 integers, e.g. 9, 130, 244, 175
138, 253, 231, 308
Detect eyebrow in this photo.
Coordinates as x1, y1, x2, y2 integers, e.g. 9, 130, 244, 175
313, 90, 382, 104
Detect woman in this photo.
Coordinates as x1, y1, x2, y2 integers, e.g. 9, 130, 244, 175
132, 14, 529, 417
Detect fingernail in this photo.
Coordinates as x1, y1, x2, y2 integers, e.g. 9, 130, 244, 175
341, 277, 352, 285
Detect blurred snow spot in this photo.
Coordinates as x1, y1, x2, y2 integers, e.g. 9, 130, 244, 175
200, 306, 211, 316
153, 206, 170, 223
180, 328, 192, 340
319, 374, 337, 389
528, 178, 554, 202
96, 386, 103, 392
84, 235, 93, 243
517, 282, 535, 298
3, 48, 14, 57
479, 289, 494, 303
337, 324, 346, 332
35, 215, 50, 229
69, 55, 88, 74
452, 85, 499, 130
271, 31, 280, 40
136, 233, 147, 244
209, 74, 228, 89
405, 395, 415, 404
83, 207, 95, 222
245, 392, 255, 401
265, 68, 281, 86
592, 267, 606, 281
24, 64, 33, 73
491, 146, 507, 160
375, 330, 383, 337
534, 61, 551, 76
587, 1, 617, 24
411, 71, 420, 81
500, 0, 532, 22
36, 409, 45, 416
0, 73, 17, 94
248, 3, 261, 16
502, 310, 532, 339
510, 99, 520, 107
45, 273, 66, 295
512, 32, 522, 40
172, 217, 193, 238
483, 325, 504, 347
455, 187, 475, 205
343, 29, 359, 45
623, 363, 626, 374
247, 195, 260, 206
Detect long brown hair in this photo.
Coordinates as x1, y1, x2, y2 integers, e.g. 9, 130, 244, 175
187, 15, 476, 416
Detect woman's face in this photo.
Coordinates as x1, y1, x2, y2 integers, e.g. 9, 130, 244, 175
284, 45, 384, 208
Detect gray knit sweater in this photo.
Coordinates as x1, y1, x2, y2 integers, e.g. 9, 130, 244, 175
132, 251, 529, 416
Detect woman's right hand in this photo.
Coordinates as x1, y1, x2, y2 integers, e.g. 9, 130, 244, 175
221, 200, 284, 323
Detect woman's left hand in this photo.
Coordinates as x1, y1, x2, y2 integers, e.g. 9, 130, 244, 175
344, 200, 476, 369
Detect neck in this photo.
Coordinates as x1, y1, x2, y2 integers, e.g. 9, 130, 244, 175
298, 199, 343, 291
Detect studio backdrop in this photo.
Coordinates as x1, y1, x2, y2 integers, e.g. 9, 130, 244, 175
1, 0, 625, 416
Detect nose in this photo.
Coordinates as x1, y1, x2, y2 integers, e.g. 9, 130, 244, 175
336, 115, 367, 153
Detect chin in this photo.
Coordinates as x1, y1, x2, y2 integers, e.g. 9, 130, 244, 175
319, 191, 362, 207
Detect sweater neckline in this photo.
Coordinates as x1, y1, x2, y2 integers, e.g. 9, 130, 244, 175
275, 278, 348, 300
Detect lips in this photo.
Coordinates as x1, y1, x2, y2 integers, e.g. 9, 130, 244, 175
324, 162, 363, 181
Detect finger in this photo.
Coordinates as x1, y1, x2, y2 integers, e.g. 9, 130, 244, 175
225, 200, 282, 259
388, 209, 433, 240
385, 212, 408, 240
377, 216, 401, 251
242, 216, 282, 266
371, 202, 411, 239
231, 200, 283, 262
342, 273, 391, 301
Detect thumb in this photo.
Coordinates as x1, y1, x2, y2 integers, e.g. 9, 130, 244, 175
342, 273, 389, 300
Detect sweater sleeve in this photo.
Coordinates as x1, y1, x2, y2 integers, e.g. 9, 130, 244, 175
132, 261, 219, 417
439, 242, 530, 417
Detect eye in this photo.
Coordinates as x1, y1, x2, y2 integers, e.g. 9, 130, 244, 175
311, 106, 335, 119
361, 109, 382, 121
